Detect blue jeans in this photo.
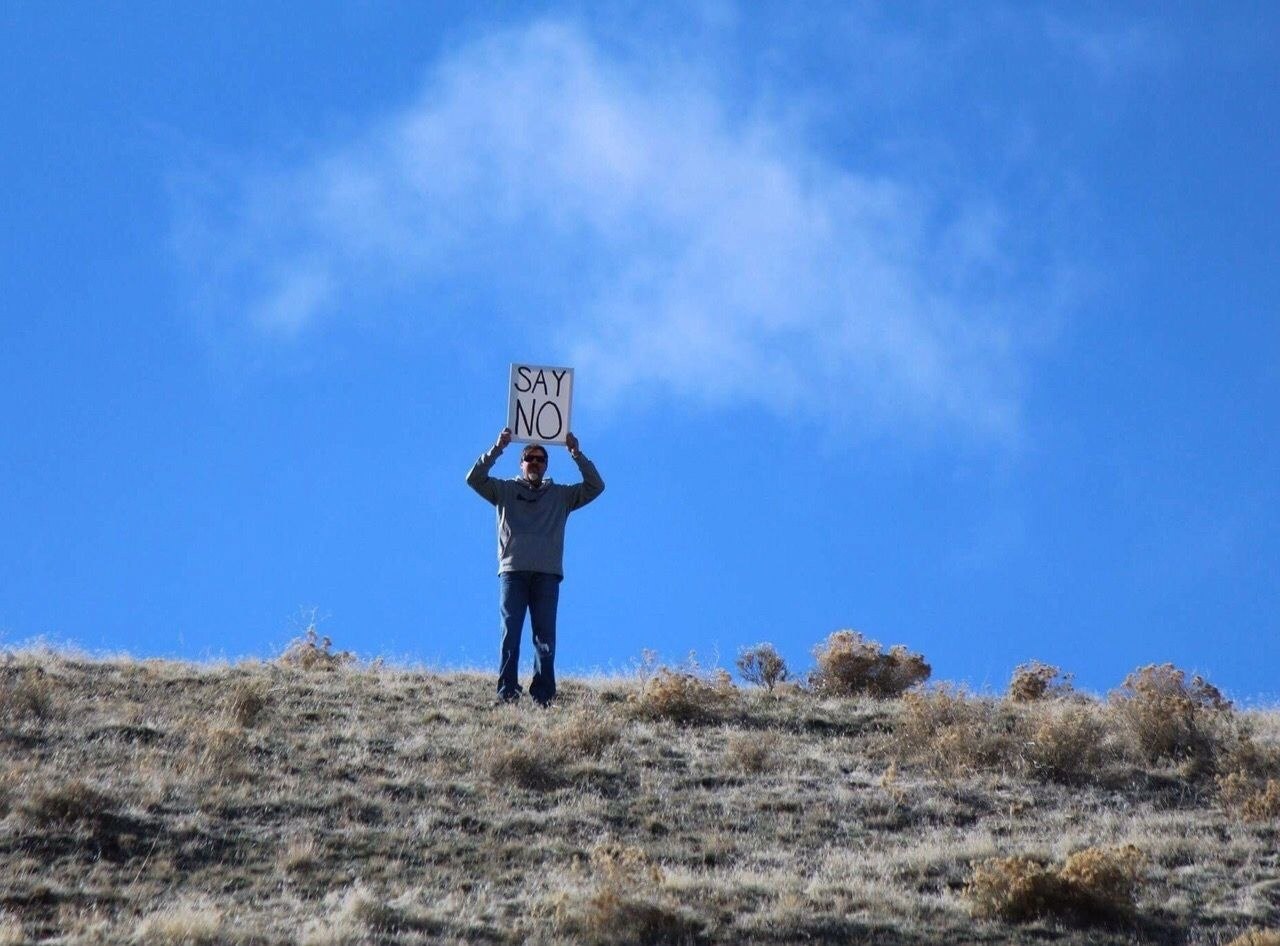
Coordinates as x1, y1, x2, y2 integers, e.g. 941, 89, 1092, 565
498, 571, 562, 704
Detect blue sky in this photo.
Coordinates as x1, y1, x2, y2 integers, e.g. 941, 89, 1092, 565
3, 3, 1277, 699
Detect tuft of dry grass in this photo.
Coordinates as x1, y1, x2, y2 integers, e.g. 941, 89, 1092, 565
553, 842, 703, 946
301, 883, 441, 945
134, 898, 226, 945
723, 729, 781, 774
482, 705, 624, 791
547, 705, 623, 757
0, 911, 23, 946
1021, 700, 1117, 783
966, 844, 1146, 924
894, 685, 1019, 775
18, 779, 121, 829
1226, 931, 1280, 946
483, 731, 569, 791
1, 664, 57, 721
222, 678, 270, 727
808, 630, 929, 698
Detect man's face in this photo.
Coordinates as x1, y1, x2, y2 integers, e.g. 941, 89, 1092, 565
521, 449, 548, 484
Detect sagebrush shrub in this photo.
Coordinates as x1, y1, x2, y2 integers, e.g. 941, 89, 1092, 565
966, 845, 1145, 924
626, 667, 736, 724
1007, 661, 1073, 702
736, 643, 790, 691
809, 630, 930, 698
1109, 664, 1232, 764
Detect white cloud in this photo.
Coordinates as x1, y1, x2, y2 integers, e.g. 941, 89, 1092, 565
177, 20, 1029, 440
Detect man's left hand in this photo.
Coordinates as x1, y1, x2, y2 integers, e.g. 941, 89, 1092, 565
565, 432, 580, 457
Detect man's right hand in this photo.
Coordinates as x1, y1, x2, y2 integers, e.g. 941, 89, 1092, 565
495, 428, 512, 451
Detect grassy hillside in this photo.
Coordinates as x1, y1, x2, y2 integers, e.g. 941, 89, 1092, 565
1, 639, 1278, 945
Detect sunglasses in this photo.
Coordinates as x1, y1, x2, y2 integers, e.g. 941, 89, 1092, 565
522, 455, 548, 464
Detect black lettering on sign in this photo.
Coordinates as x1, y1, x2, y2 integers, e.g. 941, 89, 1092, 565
535, 401, 563, 439
513, 398, 536, 439
512, 398, 564, 440
508, 364, 572, 443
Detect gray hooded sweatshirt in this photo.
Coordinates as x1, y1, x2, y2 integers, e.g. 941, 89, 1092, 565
466, 447, 605, 576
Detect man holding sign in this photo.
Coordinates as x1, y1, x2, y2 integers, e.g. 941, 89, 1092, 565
467, 382, 604, 704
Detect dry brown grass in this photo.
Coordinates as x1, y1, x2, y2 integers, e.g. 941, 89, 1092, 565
552, 842, 703, 946
1226, 931, 1280, 946
1, 648, 1276, 945
894, 685, 1021, 775
0, 664, 56, 721
134, 897, 226, 945
1216, 772, 1280, 821
1021, 700, 1118, 783
808, 630, 930, 698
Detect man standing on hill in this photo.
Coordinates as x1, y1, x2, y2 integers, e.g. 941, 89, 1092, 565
466, 428, 605, 706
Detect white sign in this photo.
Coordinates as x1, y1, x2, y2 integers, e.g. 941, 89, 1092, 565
507, 363, 574, 444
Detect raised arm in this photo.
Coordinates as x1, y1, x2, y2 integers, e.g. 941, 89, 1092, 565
466, 428, 512, 505
563, 432, 605, 510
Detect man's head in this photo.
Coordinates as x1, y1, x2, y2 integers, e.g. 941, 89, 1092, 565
520, 445, 549, 485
